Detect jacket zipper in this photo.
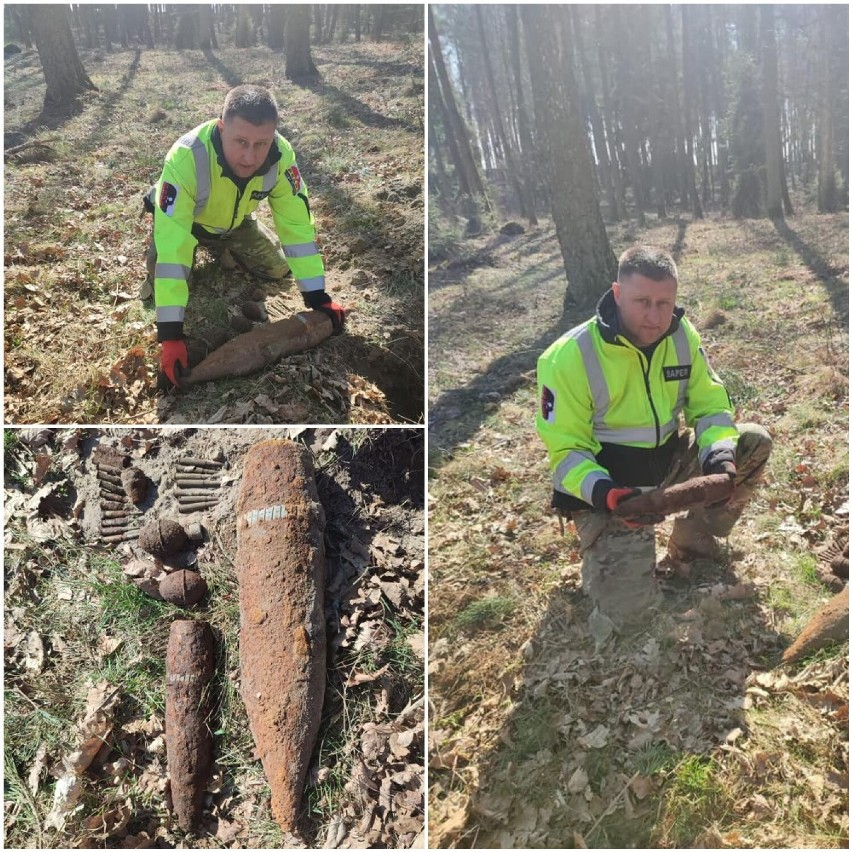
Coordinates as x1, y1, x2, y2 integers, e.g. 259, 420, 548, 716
227, 185, 244, 234
638, 351, 661, 447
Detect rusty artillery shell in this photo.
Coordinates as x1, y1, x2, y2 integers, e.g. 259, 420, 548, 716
98, 479, 125, 495
97, 470, 123, 486
101, 500, 129, 511
237, 440, 326, 832
101, 518, 132, 529
178, 503, 219, 514
782, 586, 849, 664
102, 530, 141, 542
102, 509, 134, 519
166, 620, 215, 831
614, 474, 734, 518
179, 457, 224, 469
138, 519, 189, 559
175, 473, 222, 483
181, 311, 332, 386
176, 489, 219, 500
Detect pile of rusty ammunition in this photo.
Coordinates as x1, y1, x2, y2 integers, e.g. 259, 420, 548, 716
175, 456, 224, 514
93, 446, 148, 544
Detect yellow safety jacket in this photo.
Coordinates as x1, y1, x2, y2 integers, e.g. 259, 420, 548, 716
537, 289, 738, 511
151, 119, 324, 340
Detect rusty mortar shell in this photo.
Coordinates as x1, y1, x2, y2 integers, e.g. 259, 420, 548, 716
97, 470, 123, 486
138, 519, 189, 559
166, 620, 215, 831
98, 478, 125, 494
177, 497, 220, 507
179, 457, 224, 470
175, 475, 221, 486
101, 500, 129, 511
236, 440, 326, 833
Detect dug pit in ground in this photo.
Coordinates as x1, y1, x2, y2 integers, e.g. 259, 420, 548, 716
236, 439, 327, 833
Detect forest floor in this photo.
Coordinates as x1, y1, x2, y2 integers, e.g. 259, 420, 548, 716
4, 39, 423, 425
4, 427, 424, 849
427, 207, 848, 848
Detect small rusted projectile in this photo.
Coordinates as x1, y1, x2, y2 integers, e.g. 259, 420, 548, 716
614, 474, 734, 519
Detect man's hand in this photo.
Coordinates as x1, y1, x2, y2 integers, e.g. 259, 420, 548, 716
592, 481, 661, 528
161, 340, 188, 387
317, 300, 346, 335
703, 449, 737, 508
303, 290, 346, 335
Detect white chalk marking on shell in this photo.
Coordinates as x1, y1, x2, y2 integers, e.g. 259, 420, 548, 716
245, 504, 289, 526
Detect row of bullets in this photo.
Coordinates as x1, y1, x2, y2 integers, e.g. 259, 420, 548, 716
175, 456, 224, 514
95, 450, 144, 543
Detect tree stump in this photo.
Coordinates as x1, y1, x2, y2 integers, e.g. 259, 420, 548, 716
236, 440, 326, 832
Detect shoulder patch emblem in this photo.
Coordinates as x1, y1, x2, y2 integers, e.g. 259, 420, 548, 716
541, 385, 556, 423
284, 164, 302, 195
159, 182, 179, 216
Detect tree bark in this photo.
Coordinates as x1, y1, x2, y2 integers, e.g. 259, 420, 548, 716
681, 7, 704, 218
267, 4, 285, 51
285, 5, 319, 80
817, 6, 837, 212
428, 7, 489, 211
30, 4, 97, 113
475, 6, 531, 223
761, 5, 786, 219
521, 5, 617, 313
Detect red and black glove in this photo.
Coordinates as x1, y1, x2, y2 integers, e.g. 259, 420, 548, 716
703, 449, 737, 508
160, 339, 188, 387
303, 290, 346, 335
592, 481, 659, 528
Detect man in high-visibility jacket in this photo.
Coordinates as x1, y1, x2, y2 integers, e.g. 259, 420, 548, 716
537, 245, 772, 629
144, 85, 345, 386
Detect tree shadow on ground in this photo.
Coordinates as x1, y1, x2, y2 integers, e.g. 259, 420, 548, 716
303, 78, 420, 134
202, 48, 242, 87
78, 49, 141, 154
772, 217, 849, 322
318, 55, 422, 78
434, 556, 786, 848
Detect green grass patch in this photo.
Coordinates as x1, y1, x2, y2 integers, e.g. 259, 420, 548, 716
658, 756, 726, 847
452, 595, 516, 634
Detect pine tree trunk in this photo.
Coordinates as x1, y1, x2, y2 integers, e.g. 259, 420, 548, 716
285, 5, 319, 80
267, 5, 286, 51
30, 4, 97, 113
681, 8, 704, 218
475, 6, 530, 223
428, 9, 488, 205
761, 5, 785, 219
505, 6, 539, 224
521, 5, 617, 314
817, 7, 837, 213
571, 6, 618, 221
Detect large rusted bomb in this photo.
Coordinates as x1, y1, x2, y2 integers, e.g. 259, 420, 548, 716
160, 570, 208, 607
138, 519, 189, 559
614, 474, 735, 519
166, 620, 215, 831
236, 440, 326, 832
181, 310, 332, 386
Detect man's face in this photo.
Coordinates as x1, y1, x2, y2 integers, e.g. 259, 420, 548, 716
217, 116, 277, 179
612, 273, 677, 348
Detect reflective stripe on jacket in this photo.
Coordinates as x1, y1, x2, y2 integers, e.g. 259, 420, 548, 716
536, 289, 738, 510
152, 119, 324, 338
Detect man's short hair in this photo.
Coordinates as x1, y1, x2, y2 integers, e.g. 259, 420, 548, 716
222, 85, 279, 126
617, 245, 678, 284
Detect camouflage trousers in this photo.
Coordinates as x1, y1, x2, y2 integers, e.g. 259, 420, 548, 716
143, 214, 289, 296
572, 423, 773, 629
